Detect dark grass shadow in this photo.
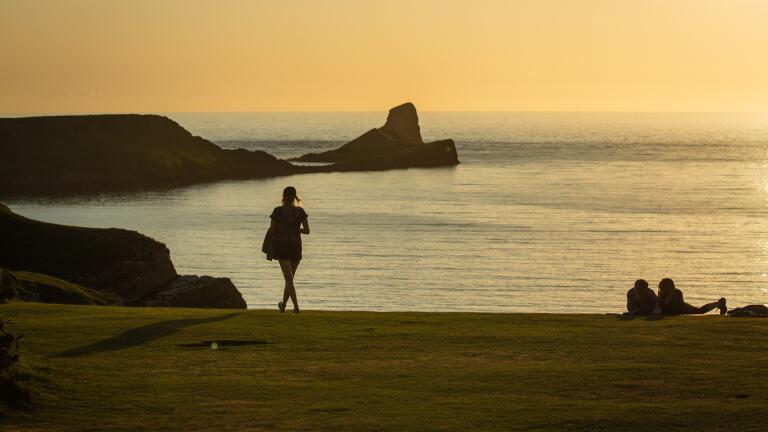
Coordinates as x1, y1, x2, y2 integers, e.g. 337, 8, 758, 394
178, 339, 269, 348
57, 313, 239, 357
615, 313, 671, 321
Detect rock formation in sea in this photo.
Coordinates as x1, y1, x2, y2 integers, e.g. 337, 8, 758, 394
0, 103, 458, 196
0, 204, 246, 309
292, 102, 459, 170
380, 102, 423, 144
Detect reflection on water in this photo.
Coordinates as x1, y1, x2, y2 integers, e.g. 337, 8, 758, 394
6, 112, 768, 312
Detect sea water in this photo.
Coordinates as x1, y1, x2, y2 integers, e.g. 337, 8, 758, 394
6, 112, 768, 312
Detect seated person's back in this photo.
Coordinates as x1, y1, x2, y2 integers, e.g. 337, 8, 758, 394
627, 279, 657, 314
657, 287, 687, 314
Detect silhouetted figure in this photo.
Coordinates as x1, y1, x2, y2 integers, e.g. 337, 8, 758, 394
727, 304, 768, 317
657, 278, 726, 315
626, 279, 658, 314
269, 186, 309, 314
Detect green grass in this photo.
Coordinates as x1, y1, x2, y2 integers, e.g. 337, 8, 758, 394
1, 302, 766, 431
8, 270, 114, 305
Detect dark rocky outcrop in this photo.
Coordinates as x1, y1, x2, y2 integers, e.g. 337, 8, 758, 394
0, 203, 175, 304
0, 103, 458, 196
292, 102, 459, 169
144, 275, 245, 308
0, 114, 298, 196
380, 102, 423, 144
0, 204, 246, 309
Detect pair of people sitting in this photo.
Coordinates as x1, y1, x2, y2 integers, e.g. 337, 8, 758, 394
626, 278, 727, 315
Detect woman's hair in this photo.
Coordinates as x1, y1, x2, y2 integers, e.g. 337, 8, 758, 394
657, 278, 679, 311
658, 278, 676, 293
281, 186, 302, 207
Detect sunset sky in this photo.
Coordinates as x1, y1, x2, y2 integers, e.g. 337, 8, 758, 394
2, 0, 767, 113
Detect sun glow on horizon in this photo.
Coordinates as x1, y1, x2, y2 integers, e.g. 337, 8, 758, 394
1, 0, 767, 114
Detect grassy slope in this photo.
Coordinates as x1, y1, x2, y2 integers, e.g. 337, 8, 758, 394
1, 302, 766, 431
8, 270, 114, 305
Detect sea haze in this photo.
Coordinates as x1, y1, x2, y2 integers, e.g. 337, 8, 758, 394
7, 112, 768, 312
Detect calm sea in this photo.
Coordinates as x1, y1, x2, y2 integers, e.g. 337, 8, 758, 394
6, 112, 768, 313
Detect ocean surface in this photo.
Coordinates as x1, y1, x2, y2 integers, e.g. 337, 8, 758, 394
6, 111, 768, 313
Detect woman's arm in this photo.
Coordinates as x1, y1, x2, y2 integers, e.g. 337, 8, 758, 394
300, 218, 310, 235
269, 218, 278, 233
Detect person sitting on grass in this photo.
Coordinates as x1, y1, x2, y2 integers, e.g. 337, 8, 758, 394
626, 279, 658, 314
656, 278, 727, 315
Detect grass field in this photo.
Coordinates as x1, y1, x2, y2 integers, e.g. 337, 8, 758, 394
1, 302, 766, 431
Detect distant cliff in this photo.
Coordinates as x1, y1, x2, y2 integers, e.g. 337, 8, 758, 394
0, 114, 298, 195
0, 103, 458, 196
0, 203, 246, 309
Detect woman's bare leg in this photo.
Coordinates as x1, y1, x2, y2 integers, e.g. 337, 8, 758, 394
684, 300, 723, 314
289, 260, 300, 308
279, 260, 298, 308
697, 302, 719, 313
699, 298, 727, 314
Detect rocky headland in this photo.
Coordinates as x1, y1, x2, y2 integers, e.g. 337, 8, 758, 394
292, 103, 459, 170
0, 203, 246, 308
0, 103, 458, 196
0, 103, 457, 308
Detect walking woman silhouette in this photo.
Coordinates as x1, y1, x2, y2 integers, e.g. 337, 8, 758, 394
269, 186, 309, 313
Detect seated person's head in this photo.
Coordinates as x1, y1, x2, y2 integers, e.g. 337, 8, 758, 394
658, 278, 676, 293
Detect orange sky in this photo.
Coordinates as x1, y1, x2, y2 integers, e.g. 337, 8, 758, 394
1, 0, 767, 113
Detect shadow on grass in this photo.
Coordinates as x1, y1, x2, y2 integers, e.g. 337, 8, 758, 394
178, 339, 269, 348
57, 313, 240, 357
615, 314, 671, 321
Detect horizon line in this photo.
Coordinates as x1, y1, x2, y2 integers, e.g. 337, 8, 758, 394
2, 109, 767, 117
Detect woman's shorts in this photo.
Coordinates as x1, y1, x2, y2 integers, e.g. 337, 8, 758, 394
274, 240, 302, 262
